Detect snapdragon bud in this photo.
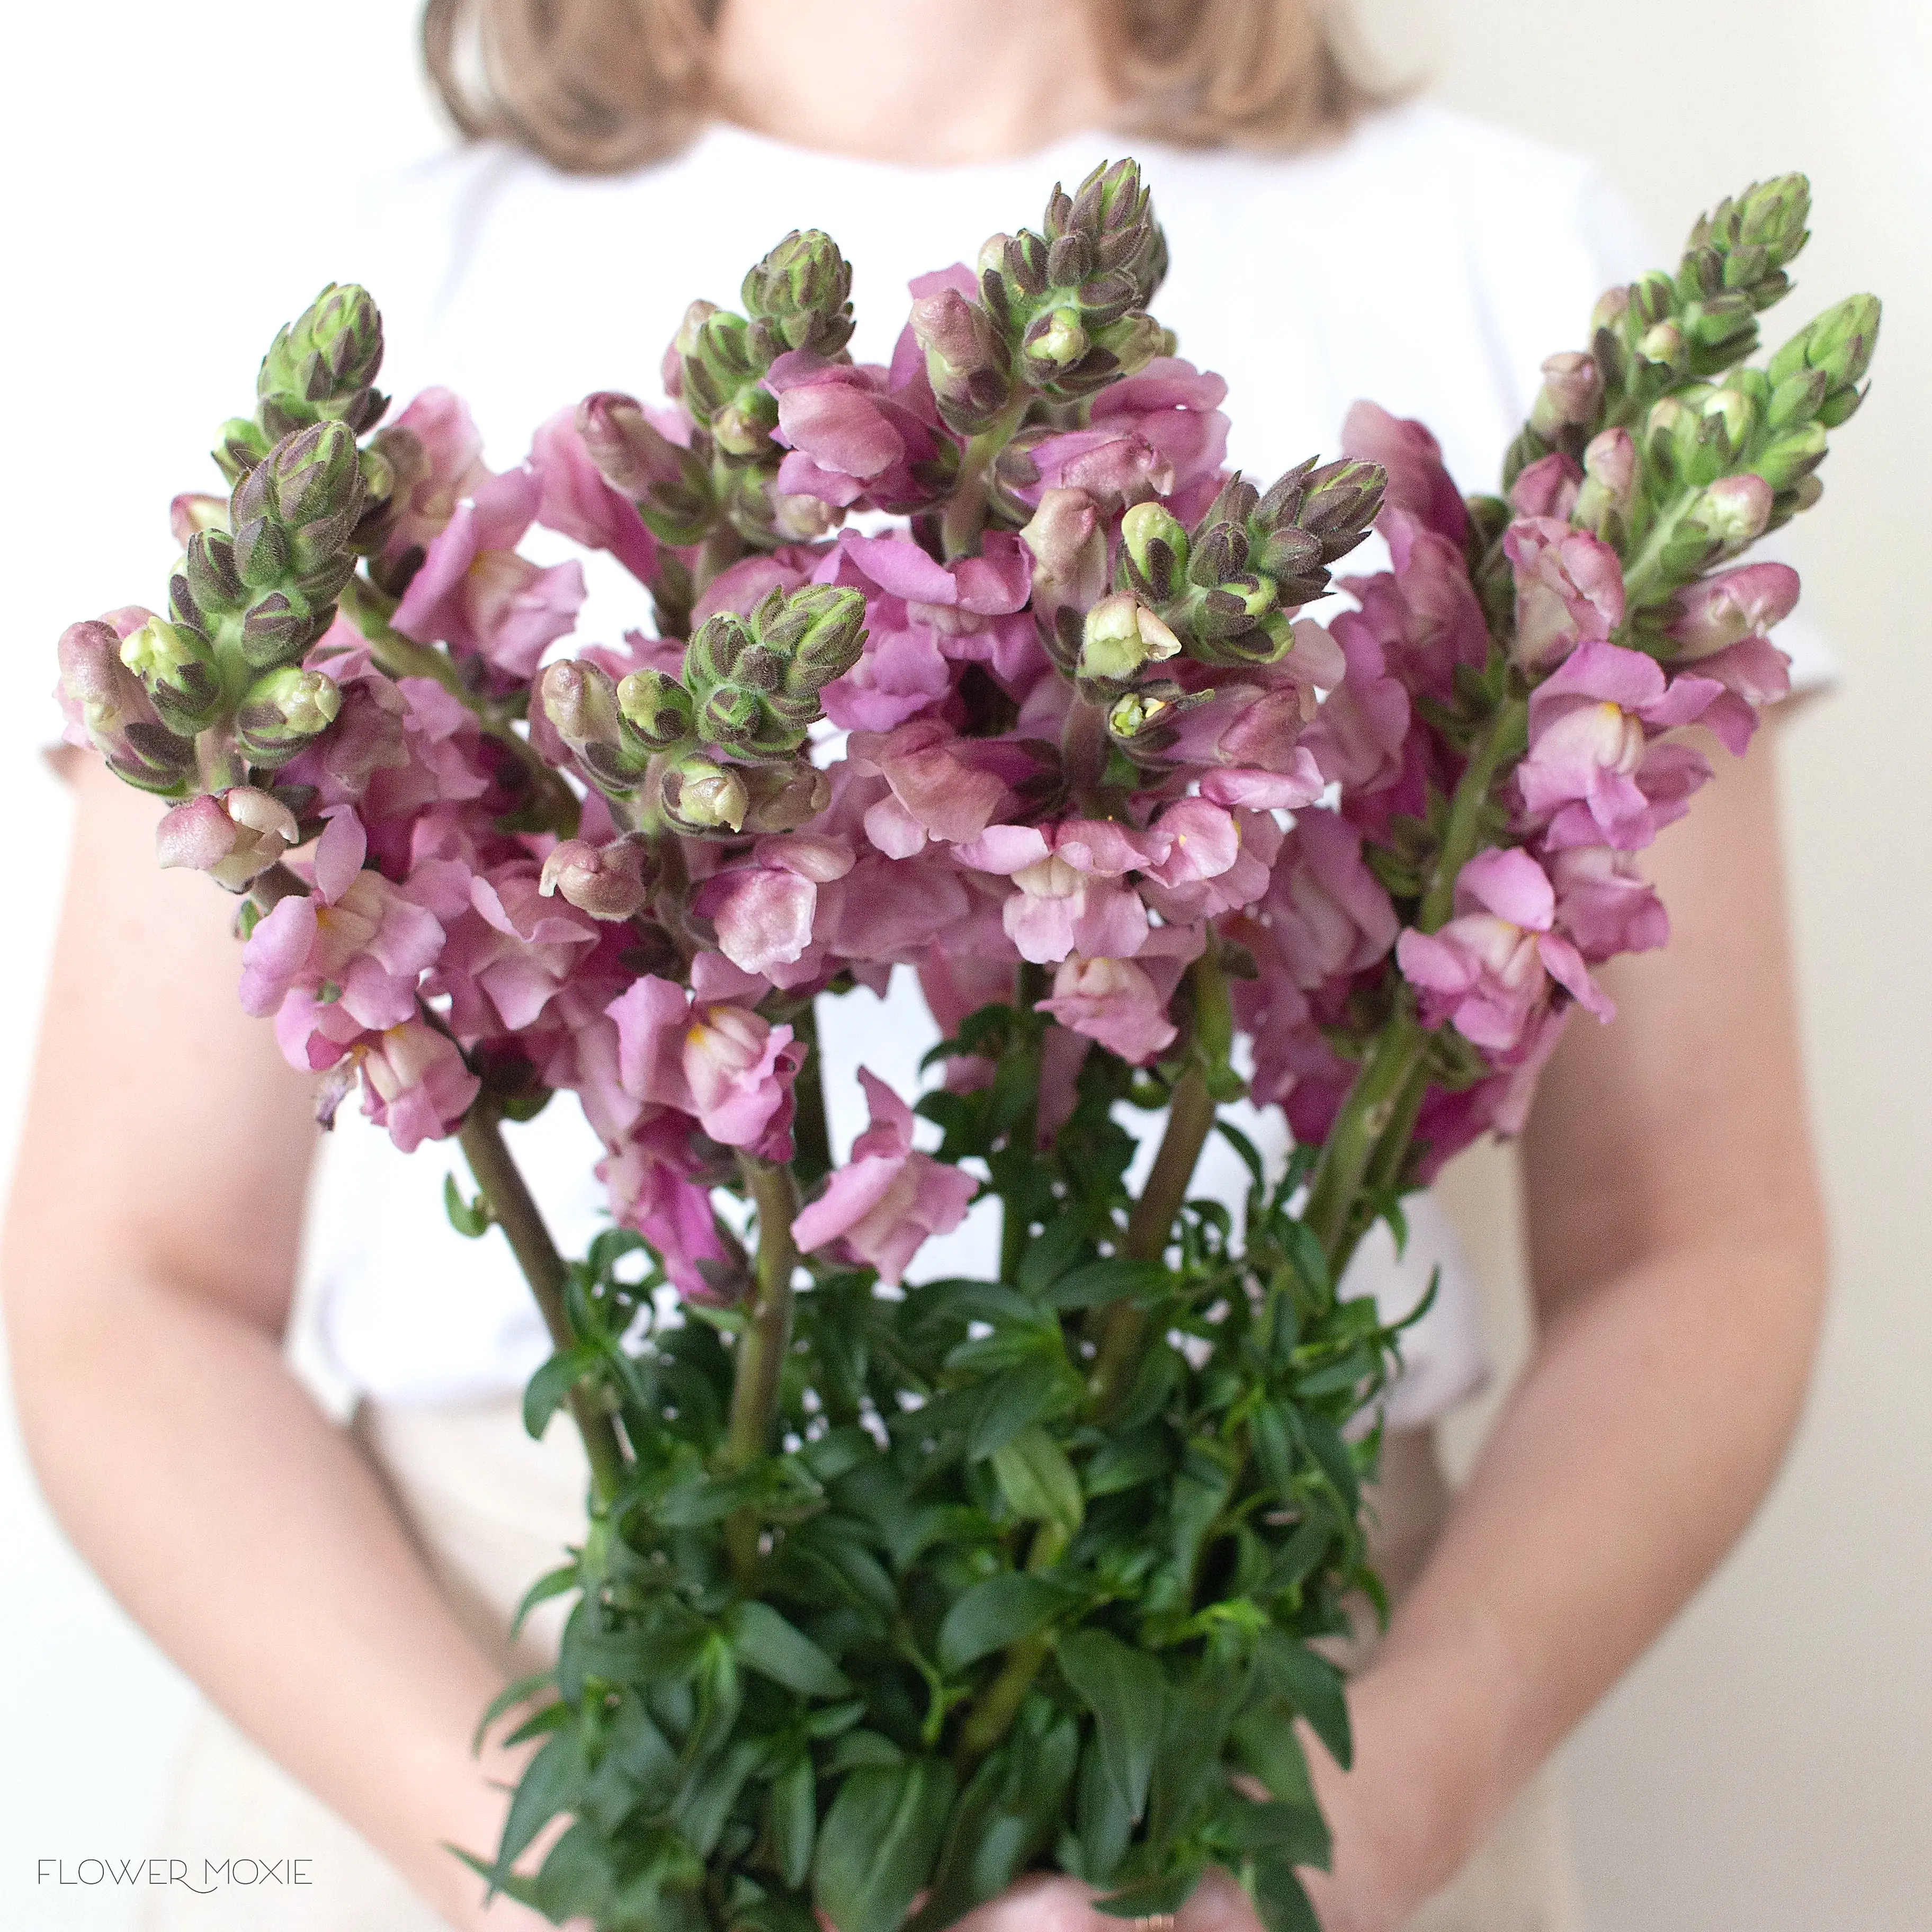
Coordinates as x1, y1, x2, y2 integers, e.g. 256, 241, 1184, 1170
577, 391, 717, 545
1685, 174, 1811, 313
1663, 561, 1801, 656
1118, 500, 1189, 602
1702, 386, 1757, 456
756, 584, 869, 693
235, 665, 342, 765
1639, 320, 1688, 371
1574, 427, 1636, 532
1080, 592, 1181, 685
1023, 306, 1088, 371
1295, 458, 1387, 564
542, 659, 654, 795
910, 290, 1013, 434
1752, 419, 1829, 493
1766, 293, 1882, 428
539, 835, 656, 921
614, 666, 696, 754
1528, 351, 1603, 440
59, 618, 199, 794
741, 228, 855, 357
1695, 473, 1775, 546
120, 616, 222, 737
660, 755, 749, 834
256, 282, 387, 437
156, 787, 300, 891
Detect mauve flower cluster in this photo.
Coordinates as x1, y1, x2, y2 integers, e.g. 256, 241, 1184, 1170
59, 164, 1849, 1299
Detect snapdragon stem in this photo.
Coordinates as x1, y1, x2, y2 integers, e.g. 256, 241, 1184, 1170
1300, 1008, 1428, 1268
1416, 692, 1528, 934
722, 1156, 802, 1582
941, 394, 1031, 561
1088, 951, 1232, 1414
458, 1105, 627, 1508
952, 1516, 1072, 1768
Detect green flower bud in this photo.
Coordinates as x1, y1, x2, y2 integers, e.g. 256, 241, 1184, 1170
180, 529, 248, 624
213, 416, 272, 485
59, 619, 199, 795
1766, 293, 1882, 426
741, 229, 855, 357
235, 665, 341, 765
660, 755, 749, 835
1752, 421, 1829, 493
756, 583, 868, 691
1119, 500, 1189, 601
1293, 457, 1387, 566
1639, 320, 1688, 371
1702, 386, 1756, 458
577, 392, 717, 545
614, 667, 696, 755
1685, 175, 1811, 313
1025, 306, 1088, 369
1080, 591, 1180, 685
239, 587, 338, 670
1695, 473, 1775, 547
257, 283, 387, 435
541, 659, 654, 795
120, 618, 222, 737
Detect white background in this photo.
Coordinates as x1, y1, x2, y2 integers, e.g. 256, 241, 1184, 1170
1, 2, 1927, 1927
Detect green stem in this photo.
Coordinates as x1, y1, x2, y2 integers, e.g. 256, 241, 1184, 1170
458, 1106, 627, 1507
1086, 945, 1232, 1411
1299, 1008, 1430, 1267
951, 1518, 1071, 1768
722, 1156, 802, 1582
1416, 692, 1528, 934
941, 393, 1031, 561
1329, 1048, 1433, 1282
788, 1001, 833, 1192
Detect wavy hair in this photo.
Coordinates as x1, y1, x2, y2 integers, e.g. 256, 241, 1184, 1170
423, 0, 1388, 175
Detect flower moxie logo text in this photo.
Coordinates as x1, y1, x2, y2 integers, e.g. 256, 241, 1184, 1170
37, 1856, 314, 1892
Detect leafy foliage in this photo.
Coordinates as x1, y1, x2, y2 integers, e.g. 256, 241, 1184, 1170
476, 1004, 1408, 1931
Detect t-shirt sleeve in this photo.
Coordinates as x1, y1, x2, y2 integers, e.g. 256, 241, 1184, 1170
1574, 166, 1839, 698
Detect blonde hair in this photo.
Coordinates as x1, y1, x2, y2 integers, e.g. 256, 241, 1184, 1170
423, 0, 1388, 176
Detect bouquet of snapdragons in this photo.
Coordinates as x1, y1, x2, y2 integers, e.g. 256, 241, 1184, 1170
57, 161, 1875, 1931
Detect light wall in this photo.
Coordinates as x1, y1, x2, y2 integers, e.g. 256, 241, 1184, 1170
1, 3, 1925, 1928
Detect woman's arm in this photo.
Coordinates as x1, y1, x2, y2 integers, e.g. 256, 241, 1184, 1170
1301, 720, 1829, 1927
2, 761, 553, 1931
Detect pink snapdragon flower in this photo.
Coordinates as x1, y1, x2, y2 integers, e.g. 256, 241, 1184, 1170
848, 718, 1013, 855
1253, 810, 1400, 989
600, 1117, 735, 1300
817, 532, 1036, 729
1663, 562, 1801, 658
377, 388, 490, 578
1396, 847, 1612, 1057
955, 819, 1158, 964
528, 407, 659, 584
766, 351, 947, 514
1505, 515, 1625, 669
240, 811, 446, 1061
609, 974, 800, 1156
1342, 401, 1468, 544
350, 1019, 481, 1152
1035, 954, 1182, 1065
1546, 845, 1669, 961
157, 788, 300, 891
790, 1069, 977, 1285
392, 467, 585, 681
1138, 800, 1279, 924
1509, 451, 1582, 521
440, 860, 602, 1034
1516, 639, 1722, 850
695, 835, 855, 979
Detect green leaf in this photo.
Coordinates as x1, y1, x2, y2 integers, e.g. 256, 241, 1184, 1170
1249, 1399, 1297, 1502
1217, 1119, 1267, 1188
654, 1465, 767, 1527
1016, 1212, 1092, 1294
1083, 1422, 1176, 1498
1229, 1706, 1318, 1814
470, 1671, 554, 1755
967, 1359, 1070, 1461
1248, 1851, 1324, 1932
533, 1819, 616, 1922
813, 1759, 955, 1932
522, 1344, 603, 1439
1256, 1628, 1352, 1770
508, 1563, 580, 1640
444, 1171, 494, 1238
490, 1727, 580, 1888
769, 1751, 818, 1889
673, 1734, 764, 1857
990, 1426, 1085, 1537
1054, 1629, 1164, 1827
938, 1573, 1072, 1675
729, 1600, 853, 1699
1042, 1256, 1169, 1310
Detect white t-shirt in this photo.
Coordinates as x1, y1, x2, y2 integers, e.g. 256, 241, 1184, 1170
296, 102, 1834, 1419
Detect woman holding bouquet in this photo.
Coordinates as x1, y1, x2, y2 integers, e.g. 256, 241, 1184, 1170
3, 3, 1831, 1930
